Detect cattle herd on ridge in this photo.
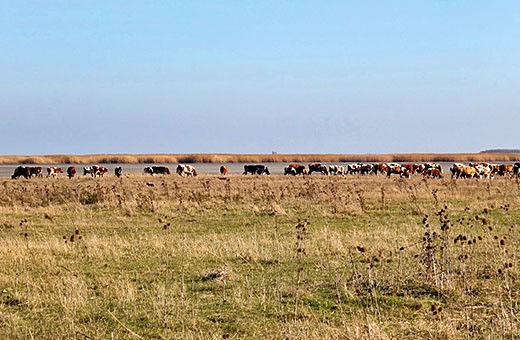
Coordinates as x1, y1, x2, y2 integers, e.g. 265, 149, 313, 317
8, 161, 520, 180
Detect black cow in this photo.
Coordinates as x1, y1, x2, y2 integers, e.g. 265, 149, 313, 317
144, 166, 170, 175
12, 166, 31, 179
243, 164, 270, 175
115, 166, 123, 178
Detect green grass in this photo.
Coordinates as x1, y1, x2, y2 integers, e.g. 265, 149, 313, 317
0, 174, 518, 338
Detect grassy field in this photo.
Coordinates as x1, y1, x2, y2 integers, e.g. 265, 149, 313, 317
0, 173, 519, 339
1, 152, 520, 165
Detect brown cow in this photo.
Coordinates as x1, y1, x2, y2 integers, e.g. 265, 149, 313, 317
308, 163, 328, 175
67, 166, 76, 179
220, 166, 228, 176
425, 168, 443, 179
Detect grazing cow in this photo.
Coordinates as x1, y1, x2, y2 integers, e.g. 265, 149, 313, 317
402, 164, 414, 175
219, 166, 228, 176
83, 166, 93, 176
387, 163, 410, 178
12, 166, 31, 179
83, 165, 107, 178
115, 166, 123, 178
29, 167, 43, 178
424, 163, 442, 173
67, 166, 76, 179
329, 165, 345, 176
512, 162, 520, 176
243, 164, 270, 175
373, 163, 389, 176
413, 164, 425, 175
425, 168, 443, 179
96, 166, 108, 177
284, 166, 297, 176
497, 164, 514, 177
176, 164, 198, 176
47, 167, 63, 178
359, 163, 373, 175
475, 164, 494, 179
450, 163, 465, 179
286, 164, 307, 175
144, 166, 170, 175
460, 165, 480, 179
308, 163, 328, 175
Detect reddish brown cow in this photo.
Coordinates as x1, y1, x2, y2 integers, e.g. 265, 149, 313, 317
220, 166, 228, 176
67, 166, 76, 179
308, 163, 328, 175
425, 168, 443, 178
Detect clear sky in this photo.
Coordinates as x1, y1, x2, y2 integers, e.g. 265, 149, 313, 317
1, 1, 519, 155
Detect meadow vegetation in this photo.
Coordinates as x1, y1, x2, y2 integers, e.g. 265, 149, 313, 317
0, 173, 519, 338
1, 152, 520, 165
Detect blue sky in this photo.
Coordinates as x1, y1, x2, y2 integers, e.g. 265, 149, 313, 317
1, 2, 519, 154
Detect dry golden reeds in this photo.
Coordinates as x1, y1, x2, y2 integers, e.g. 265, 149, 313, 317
1, 152, 520, 165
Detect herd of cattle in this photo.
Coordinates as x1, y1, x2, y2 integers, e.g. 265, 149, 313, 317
9, 162, 520, 180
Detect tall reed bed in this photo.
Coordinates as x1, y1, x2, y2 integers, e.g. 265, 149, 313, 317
1, 152, 520, 165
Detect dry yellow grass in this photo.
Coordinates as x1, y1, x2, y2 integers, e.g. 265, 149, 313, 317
1, 152, 520, 165
0, 173, 518, 338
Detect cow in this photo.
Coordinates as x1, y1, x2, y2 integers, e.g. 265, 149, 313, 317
29, 167, 43, 178
219, 166, 228, 176
450, 163, 465, 179
373, 163, 390, 176
286, 164, 307, 175
475, 164, 494, 179
413, 164, 426, 175
402, 163, 415, 175
67, 166, 76, 179
424, 163, 442, 173
243, 164, 270, 175
387, 163, 410, 178
84, 166, 94, 176
144, 166, 170, 175
285, 164, 307, 176
425, 168, 443, 179
96, 166, 108, 178
359, 163, 373, 175
329, 165, 345, 176
284, 166, 297, 176
176, 164, 198, 176
47, 167, 63, 178
459, 165, 480, 179
115, 166, 123, 178
11, 166, 31, 179
514, 163, 520, 176
497, 164, 514, 177
308, 163, 328, 175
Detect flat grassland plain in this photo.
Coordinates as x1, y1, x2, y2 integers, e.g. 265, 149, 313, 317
0, 155, 519, 338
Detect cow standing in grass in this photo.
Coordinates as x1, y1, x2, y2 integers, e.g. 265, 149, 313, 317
243, 165, 270, 175
67, 166, 76, 179
220, 166, 228, 176
12, 166, 31, 179
177, 164, 198, 176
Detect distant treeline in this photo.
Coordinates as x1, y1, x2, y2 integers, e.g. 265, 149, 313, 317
1, 153, 520, 165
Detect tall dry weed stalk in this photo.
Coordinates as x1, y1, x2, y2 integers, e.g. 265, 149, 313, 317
294, 219, 309, 320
